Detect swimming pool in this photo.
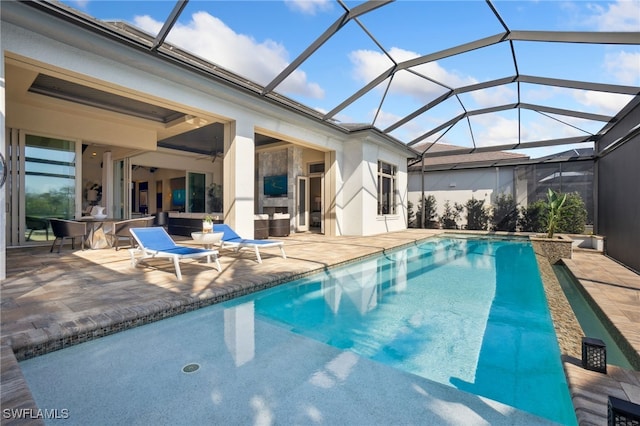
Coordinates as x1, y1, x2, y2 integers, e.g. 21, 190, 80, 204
20, 235, 576, 425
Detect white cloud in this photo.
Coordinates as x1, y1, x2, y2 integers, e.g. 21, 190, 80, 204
522, 117, 591, 143
483, 117, 520, 143
472, 115, 520, 146
586, 0, 640, 31
470, 85, 517, 108
349, 49, 394, 82
134, 15, 162, 34
69, 0, 89, 8
521, 84, 632, 116
521, 85, 556, 103
373, 109, 403, 130
572, 90, 634, 115
133, 11, 324, 99
333, 111, 355, 124
349, 47, 477, 103
604, 51, 640, 85
284, 0, 333, 15
470, 111, 596, 148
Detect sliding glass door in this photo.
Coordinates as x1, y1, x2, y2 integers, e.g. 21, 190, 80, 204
188, 172, 206, 213
7, 133, 78, 246
113, 158, 130, 220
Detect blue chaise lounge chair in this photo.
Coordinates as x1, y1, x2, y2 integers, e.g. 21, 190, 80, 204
213, 224, 286, 263
129, 227, 221, 280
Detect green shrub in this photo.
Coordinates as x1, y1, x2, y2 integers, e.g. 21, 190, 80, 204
407, 200, 416, 228
465, 197, 489, 230
518, 192, 587, 235
440, 200, 463, 229
557, 192, 587, 234
491, 193, 519, 232
414, 195, 438, 228
519, 200, 547, 233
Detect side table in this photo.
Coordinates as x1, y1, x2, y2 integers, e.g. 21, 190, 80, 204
191, 231, 224, 249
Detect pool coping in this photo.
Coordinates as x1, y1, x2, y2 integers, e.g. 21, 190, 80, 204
4, 246, 418, 362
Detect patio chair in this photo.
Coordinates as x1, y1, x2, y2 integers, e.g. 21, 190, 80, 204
213, 224, 286, 264
109, 216, 155, 250
129, 227, 221, 280
49, 218, 87, 253
26, 216, 49, 241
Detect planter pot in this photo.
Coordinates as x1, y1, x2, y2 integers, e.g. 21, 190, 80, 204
530, 234, 573, 264
202, 221, 213, 233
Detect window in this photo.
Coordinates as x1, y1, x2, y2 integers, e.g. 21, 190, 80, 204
378, 161, 396, 215
25, 135, 77, 221
309, 162, 325, 174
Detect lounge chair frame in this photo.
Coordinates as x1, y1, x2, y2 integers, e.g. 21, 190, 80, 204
129, 227, 221, 280
213, 224, 286, 263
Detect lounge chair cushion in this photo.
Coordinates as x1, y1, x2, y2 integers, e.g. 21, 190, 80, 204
129, 227, 221, 280
213, 224, 286, 263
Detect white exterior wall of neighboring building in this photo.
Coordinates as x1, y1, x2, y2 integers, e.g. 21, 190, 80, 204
408, 167, 518, 220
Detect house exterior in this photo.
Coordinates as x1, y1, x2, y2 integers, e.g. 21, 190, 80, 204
408, 144, 600, 230
0, 2, 414, 280
407, 143, 529, 227
1, 1, 638, 279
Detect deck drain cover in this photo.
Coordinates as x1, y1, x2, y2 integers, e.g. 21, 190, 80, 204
182, 363, 200, 373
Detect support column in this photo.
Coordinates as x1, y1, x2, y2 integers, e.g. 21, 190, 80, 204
223, 120, 255, 238
324, 150, 337, 236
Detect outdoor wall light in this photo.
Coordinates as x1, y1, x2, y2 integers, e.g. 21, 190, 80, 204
582, 336, 607, 374
608, 395, 640, 426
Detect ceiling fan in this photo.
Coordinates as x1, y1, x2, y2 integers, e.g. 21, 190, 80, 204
195, 150, 223, 163
194, 137, 224, 163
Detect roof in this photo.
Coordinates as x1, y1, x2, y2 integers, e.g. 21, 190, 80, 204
408, 142, 529, 171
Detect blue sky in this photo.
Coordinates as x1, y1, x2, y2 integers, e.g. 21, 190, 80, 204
64, 0, 640, 156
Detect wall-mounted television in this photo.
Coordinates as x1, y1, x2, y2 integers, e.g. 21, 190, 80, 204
172, 188, 186, 206
264, 175, 287, 197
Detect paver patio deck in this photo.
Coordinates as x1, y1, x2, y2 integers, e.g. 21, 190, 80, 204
1, 229, 638, 425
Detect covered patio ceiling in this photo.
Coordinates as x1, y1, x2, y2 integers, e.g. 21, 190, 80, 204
23, 0, 640, 161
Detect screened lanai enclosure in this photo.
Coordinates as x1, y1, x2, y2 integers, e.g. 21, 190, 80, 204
1, 0, 639, 274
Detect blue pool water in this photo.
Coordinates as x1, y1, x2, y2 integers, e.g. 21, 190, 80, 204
242, 236, 576, 424
20, 236, 576, 425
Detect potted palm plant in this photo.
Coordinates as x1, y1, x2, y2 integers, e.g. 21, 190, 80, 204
530, 189, 572, 264
202, 215, 214, 233
546, 188, 567, 238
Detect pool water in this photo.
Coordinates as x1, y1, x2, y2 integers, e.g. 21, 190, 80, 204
554, 264, 634, 369
246, 236, 576, 424
19, 236, 576, 425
